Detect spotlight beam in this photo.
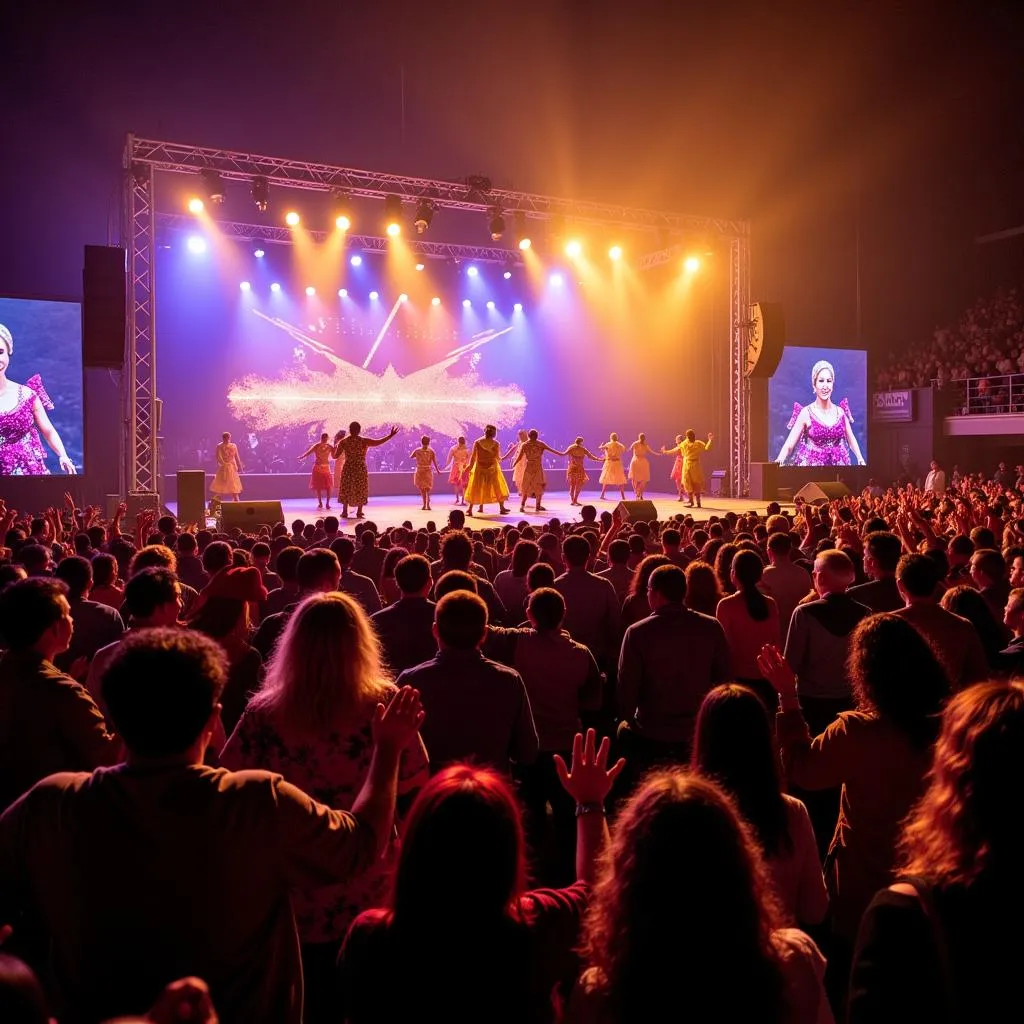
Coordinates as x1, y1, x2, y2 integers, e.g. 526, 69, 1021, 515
362, 296, 404, 370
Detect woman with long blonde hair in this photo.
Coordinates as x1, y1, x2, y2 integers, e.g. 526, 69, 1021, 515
221, 591, 429, 1023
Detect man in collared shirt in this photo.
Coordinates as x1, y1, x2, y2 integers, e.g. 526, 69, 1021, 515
371, 554, 437, 674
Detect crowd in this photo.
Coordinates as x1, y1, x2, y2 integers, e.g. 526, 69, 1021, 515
1, 477, 1024, 1023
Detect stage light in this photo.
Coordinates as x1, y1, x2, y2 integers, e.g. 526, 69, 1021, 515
252, 239, 266, 258
384, 194, 403, 236
513, 302, 523, 312
339, 288, 348, 298
467, 266, 479, 278
684, 255, 701, 272
305, 286, 316, 296
486, 300, 496, 310
239, 281, 251, 292
187, 197, 204, 214
503, 270, 512, 280
609, 245, 623, 261
331, 192, 353, 231
462, 299, 472, 308
350, 255, 363, 267
519, 238, 532, 250
336, 214, 351, 231
369, 290, 379, 300
415, 262, 425, 271
251, 176, 270, 213
565, 239, 582, 258
489, 210, 506, 241
200, 168, 225, 204
399, 293, 409, 303
186, 235, 207, 254
431, 296, 441, 306
285, 211, 300, 227
513, 211, 531, 250
549, 272, 564, 287
413, 199, 434, 234
270, 282, 282, 293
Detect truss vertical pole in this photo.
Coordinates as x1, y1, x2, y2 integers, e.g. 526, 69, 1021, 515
729, 232, 751, 497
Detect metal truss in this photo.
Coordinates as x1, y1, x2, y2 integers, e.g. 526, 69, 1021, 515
156, 214, 521, 265
729, 234, 752, 498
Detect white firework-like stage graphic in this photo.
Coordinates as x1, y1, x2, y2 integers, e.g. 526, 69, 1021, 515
228, 309, 527, 437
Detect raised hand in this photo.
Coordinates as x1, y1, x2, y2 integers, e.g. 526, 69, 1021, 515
145, 976, 219, 1024
554, 729, 625, 806
372, 686, 425, 754
756, 643, 797, 700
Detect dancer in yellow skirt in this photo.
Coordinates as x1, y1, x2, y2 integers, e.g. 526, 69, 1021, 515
663, 429, 713, 508
465, 424, 511, 516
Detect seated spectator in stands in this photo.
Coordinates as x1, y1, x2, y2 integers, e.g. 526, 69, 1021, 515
941, 585, 1009, 671
760, 532, 813, 639
617, 565, 731, 773
378, 546, 409, 607
555, 536, 621, 667
759, 613, 951, 969
715, 550, 781, 711
264, 545, 304, 616
0, 628, 422, 1024
351, 528, 387, 587
340, 733, 618, 1024
253, 548, 341, 660
970, 548, 1011, 628
174, 533, 209, 592
596, 538, 633, 604
493, 540, 539, 625
129, 545, 200, 617
222, 592, 429, 1022
681, 558, 723, 619
88, 553, 123, 610
396, 591, 538, 774
53, 556, 125, 674
371, 554, 437, 675
1000, 588, 1024, 676
894, 554, 989, 688
849, 681, 1024, 1023
250, 541, 281, 591
569, 771, 830, 1024
429, 532, 504, 623
0, 579, 119, 811
692, 685, 827, 928
850, 533, 904, 613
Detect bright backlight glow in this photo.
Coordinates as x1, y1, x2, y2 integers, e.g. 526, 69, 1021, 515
565, 240, 582, 258
270, 282, 282, 293
609, 245, 623, 261
431, 296, 441, 306
684, 255, 702, 272
462, 299, 471, 308
285, 211, 300, 227
305, 286, 316, 296
369, 291, 379, 300
386, 222, 401, 237
239, 281, 251, 292
486, 300, 496, 310
186, 235, 207, 254
187, 197, 204, 214
350, 255, 363, 267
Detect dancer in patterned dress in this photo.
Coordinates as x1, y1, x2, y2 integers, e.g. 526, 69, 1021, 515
299, 433, 336, 509
507, 428, 530, 495
443, 436, 472, 506
331, 429, 347, 501
627, 432, 661, 501
663, 433, 689, 502
564, 436, 601, 506
465, 424, 511, 516
511, 429, 566, 514
410, 435, 440, 511
211, 431, 244, 501
336, 421, 400, 519
598, 432, 627, 501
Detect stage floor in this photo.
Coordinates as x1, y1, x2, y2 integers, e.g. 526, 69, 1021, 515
165, 490, 783, 530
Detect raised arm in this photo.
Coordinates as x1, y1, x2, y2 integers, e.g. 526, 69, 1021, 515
775, 411, 807, 464
297, 444, 317, 460
543, 443, 568, 457
511, 447, 526, 468
366, 426, 400, 447
500, 441, 518, 460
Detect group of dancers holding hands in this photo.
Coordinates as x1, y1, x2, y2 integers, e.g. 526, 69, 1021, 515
213, 423, 714, 519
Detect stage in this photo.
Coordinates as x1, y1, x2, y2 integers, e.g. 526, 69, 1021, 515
164, 490, 784, 531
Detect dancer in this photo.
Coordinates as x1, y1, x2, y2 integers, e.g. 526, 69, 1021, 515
0, 323, 76, 475
663, 433, 690, 502
627, 432, 661, 501
336, 421, 400, 519
298, 432, 336, 509
331, 429, 347, 503
411, 435, 440, 511
677, 429, 713, 508
564, 436, 601, 506
511, 429, 566, 514
465, 424, 511, 516
775, 359, 866, 467
443, 435, 472, 506
598, 432, 627, 501
211, 431, 244, 502
506, 428, 530, 495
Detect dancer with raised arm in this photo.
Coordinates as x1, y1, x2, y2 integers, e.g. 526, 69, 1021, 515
410, 435, 441, 511
443, 435, 472, 506
674, 429, 713, 509
211, 431, 244, 503
775, 359, 866, 467
628, 432, 660, 501
598, 432, 627, 502
565, 436, 601, 506
336, 421, 400, 519
331, 429, 346, 503
511, 429, 567, 514
298, 432, 335, 510
664, 433, 689, 502
465, 424, 511, 516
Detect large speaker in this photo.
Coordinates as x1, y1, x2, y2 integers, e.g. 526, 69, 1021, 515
82, 245, 127, 367
746, 301, 786, 379
177, 470, 207, 527
749, 462, 779, 501
220, 500, 285, 531
614, 500, 659, 522
793, 481, 852, 505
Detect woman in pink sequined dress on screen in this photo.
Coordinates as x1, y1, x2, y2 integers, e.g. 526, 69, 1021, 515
775, 359, 866, 468
0, 324, 76, 475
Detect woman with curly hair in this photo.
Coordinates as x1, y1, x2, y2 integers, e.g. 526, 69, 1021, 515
849, 680, 1024, 1022
940, 584, 1009, 671
713, 541, 739, 596
682, 559, 723, 618
568, 772, 831, 1023
620, 554, 671, 628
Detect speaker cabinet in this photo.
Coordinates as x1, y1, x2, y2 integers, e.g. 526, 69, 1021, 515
82, 245, 127, 367
749, 462, 779, 501
614, 500, 659, 522
220, 500, 285, 532
176, 470, 207, 526
793, 481, 853, 505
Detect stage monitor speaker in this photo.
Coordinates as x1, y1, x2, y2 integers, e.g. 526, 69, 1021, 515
793, 481, 852, 505
614, 500, 659, 522
82, 245, 127, 367
749, 462, 779, 501
177, 470, 207, 526
747, 301, 787, 379
220, 500, 285, 531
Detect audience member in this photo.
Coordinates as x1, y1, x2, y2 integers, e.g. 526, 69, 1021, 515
554, 537, 621, 667
430, 533, 504, 622
940, 585, 1008, 671
174, 533, 209, 592
370, 554, 438, 674
88, 552, 124, 610
264, 545, 304, 616
378, 546, 408, 607
492, 540, 539, 625
621, 554, 671, 628
53, 555, 125, 673
969, 548, 1010, 628
351, 528, 387, 587
849, 533, 904, 613
595, 538, 633, 604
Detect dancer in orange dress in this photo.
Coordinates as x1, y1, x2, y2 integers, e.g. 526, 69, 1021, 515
465, 424, 511, 516
410, 435, 441, 511
298, 432, 336, 509
511, 429, 566, 514
442, 436, 472, 506
211, 431, 244, 502
564, 436, 601, 506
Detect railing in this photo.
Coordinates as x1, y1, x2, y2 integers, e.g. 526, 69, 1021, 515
931, 373, 1024, 415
